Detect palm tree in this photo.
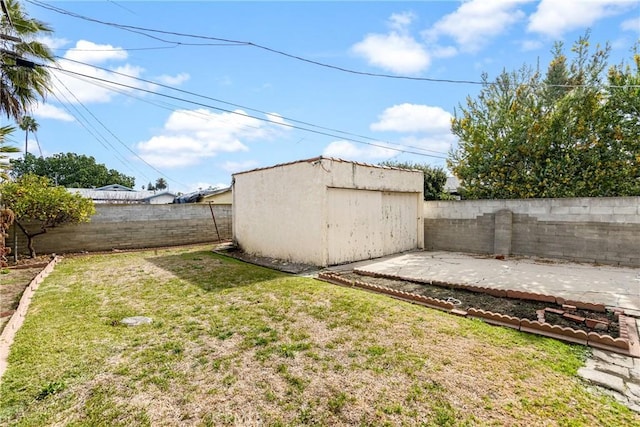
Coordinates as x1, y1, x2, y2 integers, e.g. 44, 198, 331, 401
0, 125, 19, 181
0, 0, 54, 121
18, 115, 37, 155
18, 114, 37, 152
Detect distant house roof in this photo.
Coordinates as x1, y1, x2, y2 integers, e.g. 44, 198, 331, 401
67, 187, 177, 204
94, 184, 134, 192
173, 186, 230, 204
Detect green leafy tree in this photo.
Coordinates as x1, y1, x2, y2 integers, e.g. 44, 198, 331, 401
0, 174, 95, 257
0, 0, 54, 120
154, 177, 167, 190
379, 160, 450, 200
10, 152, 135, 188
0, 126, 19, 266
448, 34, 640, 199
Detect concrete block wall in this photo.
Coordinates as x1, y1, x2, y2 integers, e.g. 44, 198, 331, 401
8, 204, 231, 255
424, 197, 640, 267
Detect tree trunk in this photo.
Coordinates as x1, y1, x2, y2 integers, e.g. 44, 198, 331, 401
14, 221, 46, 258
26, 234, 36, 258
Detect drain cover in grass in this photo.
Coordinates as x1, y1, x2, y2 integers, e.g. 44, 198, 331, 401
121, 316, 153, 326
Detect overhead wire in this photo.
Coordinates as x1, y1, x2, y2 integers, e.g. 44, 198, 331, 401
49, 76, 149, 179
48, 62, 449, 159
24, 106, 44, 157
51, 74, 180, 184
58, 57, 449, 157
2, 5, 182, 188
51, 75, 190, 187
24, 0, 640, 89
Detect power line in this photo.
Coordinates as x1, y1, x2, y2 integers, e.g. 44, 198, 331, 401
48, 62, 449, 160
24, 0, 488, 85
58, 57, 450, 157
49, 75, 189, 188
50, 76, 149, 180
26, 0, 640, 89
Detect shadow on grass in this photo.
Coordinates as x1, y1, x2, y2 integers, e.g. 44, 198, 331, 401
145, 249, 288, 293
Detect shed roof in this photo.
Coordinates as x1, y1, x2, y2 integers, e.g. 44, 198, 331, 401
232, 156, 422, 177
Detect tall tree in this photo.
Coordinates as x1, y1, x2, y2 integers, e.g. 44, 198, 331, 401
18, 115, 37, 155
379, 160, 450, 200
0, 174, 95, 257
154, 177, 167, 190
0, 0, 54, 120
448, 35, 640, 199
10, 152, 136, 188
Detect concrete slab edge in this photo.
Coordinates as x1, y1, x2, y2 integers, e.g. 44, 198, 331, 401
0, 256, 61, 382
318, 271, 639, 358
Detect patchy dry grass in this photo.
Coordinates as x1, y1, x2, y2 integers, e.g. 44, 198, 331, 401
0, 245, 638, 426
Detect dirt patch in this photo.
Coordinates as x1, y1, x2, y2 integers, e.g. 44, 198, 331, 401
0, 266, 43, 333
334, 271, 620, 338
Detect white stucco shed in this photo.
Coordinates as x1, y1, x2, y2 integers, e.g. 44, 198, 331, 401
232, 156, 424, 267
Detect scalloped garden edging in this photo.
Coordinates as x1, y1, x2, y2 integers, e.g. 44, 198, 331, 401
0, 256, 62, 380
317, 271, 639, 357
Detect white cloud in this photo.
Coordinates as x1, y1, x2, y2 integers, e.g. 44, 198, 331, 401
352, 12, 430, 74
528, 0, 635, 38
221, 160, 259, 173
51, 41, 153, 104
621, 16, 640, 32
323, 140, 397, 161
366, 104, 456, 161
64, 40, 128, 64
431, 45, 458, 59
137, 109, 288, 168
156, 72, 190, 86
389, 11, 417, 31
424, 0, 530, 52
33, 103, 75, 122
37, 36, 70, 49
371, 104, 452, 133
49, 40, 191, 106
520, 39, 544, 51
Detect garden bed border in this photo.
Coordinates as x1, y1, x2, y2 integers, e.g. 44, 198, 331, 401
0, 256, 61, 380
317, 271, 640, 358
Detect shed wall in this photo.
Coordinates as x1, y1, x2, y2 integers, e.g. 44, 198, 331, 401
233, 158, 423, 266
233, 161, 326, 265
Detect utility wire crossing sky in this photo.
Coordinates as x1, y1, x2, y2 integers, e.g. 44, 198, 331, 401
6, 0, 640, 192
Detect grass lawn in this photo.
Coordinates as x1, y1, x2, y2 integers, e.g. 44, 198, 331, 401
0, 245, 638, 426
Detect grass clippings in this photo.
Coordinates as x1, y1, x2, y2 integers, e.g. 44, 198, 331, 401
0, 245, 638, 426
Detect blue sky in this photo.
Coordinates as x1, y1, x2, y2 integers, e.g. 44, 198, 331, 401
8, 0, 640, 192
